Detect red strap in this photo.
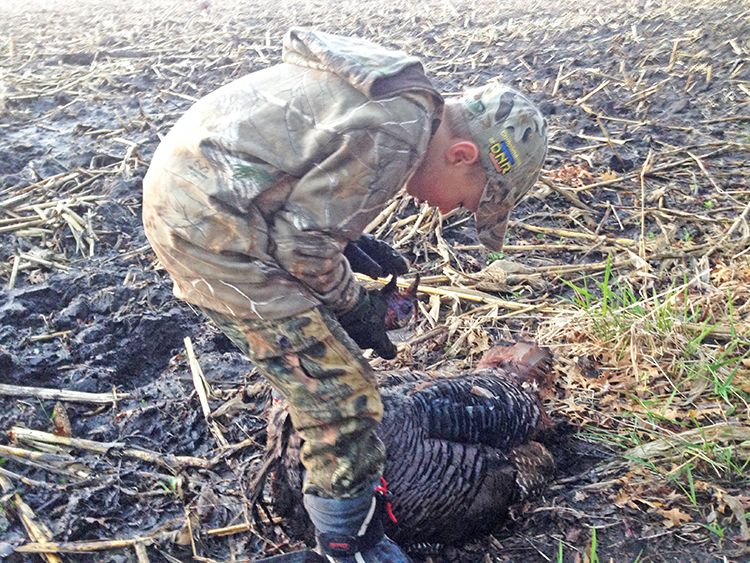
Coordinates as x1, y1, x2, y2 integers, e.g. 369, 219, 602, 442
374, 477, 398, 524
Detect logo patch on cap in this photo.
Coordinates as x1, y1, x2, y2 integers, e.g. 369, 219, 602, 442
488, 132, 520, 175
465, 98, 486, 116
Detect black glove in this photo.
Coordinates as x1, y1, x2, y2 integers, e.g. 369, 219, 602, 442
343, 235, 409, 279
337, 287, 397, 359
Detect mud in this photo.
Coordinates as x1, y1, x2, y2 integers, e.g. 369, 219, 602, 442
1, 0, 749, 561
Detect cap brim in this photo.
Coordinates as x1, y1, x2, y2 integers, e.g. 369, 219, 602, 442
474, 193, 513, 252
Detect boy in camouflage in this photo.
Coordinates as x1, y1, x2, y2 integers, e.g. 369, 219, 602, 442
142, 28, 546, 562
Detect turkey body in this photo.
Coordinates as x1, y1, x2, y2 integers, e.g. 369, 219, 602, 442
267, 344, 555, 547
377, 368, 553, 545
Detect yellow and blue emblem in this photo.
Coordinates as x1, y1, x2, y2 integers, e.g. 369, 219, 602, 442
488, 131, 520, 175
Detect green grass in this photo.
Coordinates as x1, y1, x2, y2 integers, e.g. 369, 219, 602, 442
557, 257, 750, 543
485, 251, 505, 264
669, 462, 698, 506
589, 527, 600, 563
700, 521, 726, 539
561, 256, 689, 350
562, 257, 748, 402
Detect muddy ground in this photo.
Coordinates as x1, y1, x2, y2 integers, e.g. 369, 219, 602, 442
1, 0, 749, 561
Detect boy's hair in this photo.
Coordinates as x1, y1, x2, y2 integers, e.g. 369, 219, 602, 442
442, 102, 473, 139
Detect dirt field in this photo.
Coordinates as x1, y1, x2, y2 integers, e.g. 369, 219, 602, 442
1, 0, 749, 561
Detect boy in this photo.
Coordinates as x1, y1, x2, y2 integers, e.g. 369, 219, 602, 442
142, 28, 546, 562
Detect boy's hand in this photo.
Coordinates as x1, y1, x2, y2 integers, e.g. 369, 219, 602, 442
337, 287, 397, 359
344, 235, 409, 279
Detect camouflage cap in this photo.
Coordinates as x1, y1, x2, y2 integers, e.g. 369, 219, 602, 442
456, 82, 547, 251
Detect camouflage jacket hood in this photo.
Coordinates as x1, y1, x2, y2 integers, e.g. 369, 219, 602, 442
143, 29, 442, 320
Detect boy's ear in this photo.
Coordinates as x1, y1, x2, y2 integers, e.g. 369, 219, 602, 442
446, 140, 480, 166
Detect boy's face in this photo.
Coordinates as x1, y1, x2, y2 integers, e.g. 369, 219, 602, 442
406, 121, 486, 214
408, 170, 485, 214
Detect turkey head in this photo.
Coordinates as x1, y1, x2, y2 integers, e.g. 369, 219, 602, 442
382, 274, 420, 331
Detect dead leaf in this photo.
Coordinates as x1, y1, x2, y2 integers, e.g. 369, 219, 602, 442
599, 169, 620, 182
406, 380, 434, 395
470, 385, 496, 399
646, 185, 667, 203
175, 511, 200, 546
428, 293, 441, 325
716, 491, 750, 540
470, 259, 545, 292
549, 162, 595, 187
612, 488, 637, 509
658, 507, 691, 528
566, 526, 583, 543
625, 249, 650, 271
52, 401, 72, 437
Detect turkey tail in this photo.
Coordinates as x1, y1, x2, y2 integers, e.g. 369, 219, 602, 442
509, 441, 555, 500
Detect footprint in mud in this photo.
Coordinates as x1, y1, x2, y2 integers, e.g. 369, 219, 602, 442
0, 266, 198, 390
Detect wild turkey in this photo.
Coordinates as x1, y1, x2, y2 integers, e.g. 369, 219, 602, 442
263, 342, 556, 548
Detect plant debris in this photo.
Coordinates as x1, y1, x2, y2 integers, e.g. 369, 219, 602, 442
1, 0, 748, 561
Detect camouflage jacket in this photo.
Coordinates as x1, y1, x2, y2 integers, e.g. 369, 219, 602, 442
143, 28, 442, 320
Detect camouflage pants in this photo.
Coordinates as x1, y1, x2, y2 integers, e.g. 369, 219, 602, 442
202, 306, 386, 499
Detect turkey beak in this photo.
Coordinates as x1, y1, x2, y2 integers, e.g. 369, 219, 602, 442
404, 273, 420, 298
381, 274, 399, 296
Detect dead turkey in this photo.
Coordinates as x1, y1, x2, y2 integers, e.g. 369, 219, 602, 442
263, 342, 556, 548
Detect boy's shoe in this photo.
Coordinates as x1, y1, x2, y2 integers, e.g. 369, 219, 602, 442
316, 534, 411, 563
304, 485, 411, 563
